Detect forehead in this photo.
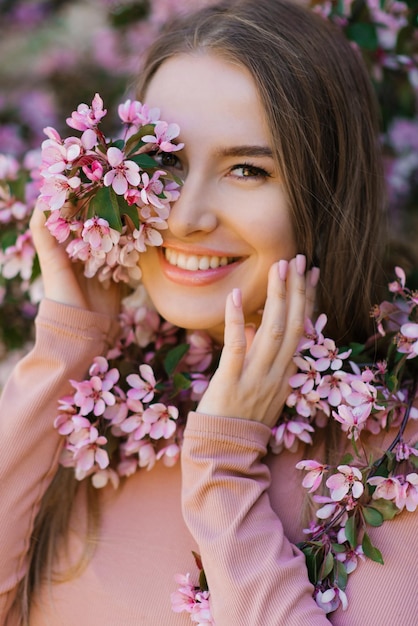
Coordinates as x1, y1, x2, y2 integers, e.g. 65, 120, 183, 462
144, 53, 271, 146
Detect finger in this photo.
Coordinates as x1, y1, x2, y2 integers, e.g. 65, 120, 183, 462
280, 254, 307, 356
216, 288, 247, 379
30, 206, 87, 308
305, 266, 320, 321
244, 324, 256, 355
247, 260, 288, 368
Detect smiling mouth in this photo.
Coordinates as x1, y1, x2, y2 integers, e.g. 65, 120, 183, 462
164, 247, 241, 271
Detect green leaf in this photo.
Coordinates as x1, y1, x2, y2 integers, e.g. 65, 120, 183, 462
163, 343, 190, 376
0, 230, 18, 251
129, 153, 161, 170
346, 22, 379, 50
331, 542, 347, 553
109, 0, 150, 27
363, 506, 384, 527
370, 498, 399, 521
88, 186, 123, 231
110, 139, 125, 151
321, 551, 334, 579
340, 452, 354, 465
344, 514, 357, 549
120, 202, 140, 230
335, 559, 348, 591
347, 342, 365, 357
362, 532, 384, 564
172, 372, 191, 393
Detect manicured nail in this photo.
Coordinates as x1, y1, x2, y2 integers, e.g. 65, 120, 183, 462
232, 288, 242, 308
296, 254, 306, 276
278, 259, 288, 281
310, 266, 320, 287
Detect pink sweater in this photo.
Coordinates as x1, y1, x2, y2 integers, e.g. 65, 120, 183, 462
0, 300, 416, 625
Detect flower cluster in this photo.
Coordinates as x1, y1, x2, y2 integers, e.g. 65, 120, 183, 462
279, 266, 418, 613
54, 286, 219, 488
38, 93, 182, 286
171, 553, 214, 625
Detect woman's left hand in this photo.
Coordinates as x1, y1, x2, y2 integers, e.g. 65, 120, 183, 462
196, 255, 318, 428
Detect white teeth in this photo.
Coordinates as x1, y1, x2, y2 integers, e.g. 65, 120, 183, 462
164, 248, 235, 270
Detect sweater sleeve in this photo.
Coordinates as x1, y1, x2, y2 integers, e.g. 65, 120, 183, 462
181, 411, 330, 626
0, 299, 119, 620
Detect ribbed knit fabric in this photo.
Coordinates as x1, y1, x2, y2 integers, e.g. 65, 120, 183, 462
0, 300, 417, 625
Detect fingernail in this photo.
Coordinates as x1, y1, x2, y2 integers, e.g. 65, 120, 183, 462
278, 259, 288, 281
310, 266, 320, 287
232, 288, 242, 308
296, 254, 306, 276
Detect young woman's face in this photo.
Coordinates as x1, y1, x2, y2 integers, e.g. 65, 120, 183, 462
140, 53, 297, 341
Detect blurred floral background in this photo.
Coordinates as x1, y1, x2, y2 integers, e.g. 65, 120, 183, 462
0, 0, 417, 386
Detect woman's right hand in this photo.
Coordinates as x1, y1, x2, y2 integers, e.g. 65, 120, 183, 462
30, 207, 122, 317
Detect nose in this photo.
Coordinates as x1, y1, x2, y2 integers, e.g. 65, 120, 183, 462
167, 170, 218, 238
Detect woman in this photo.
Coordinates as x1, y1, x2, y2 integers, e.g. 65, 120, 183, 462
0, 0, 416, 624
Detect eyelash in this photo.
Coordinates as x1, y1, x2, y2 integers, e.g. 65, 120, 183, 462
151, 154, 271, 180
153, 152, 182, 169
230, 163, 271, 180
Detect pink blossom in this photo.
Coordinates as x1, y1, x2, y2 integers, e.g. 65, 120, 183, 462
0, 154, 19, 179
310, 338, 351, 371
142, 120, 184, 152
190, 373, 210, 401
368, 475, 401, 502
171, 573, 214, 624
184, 330, 214, 372
326, 465, 364, 502
156, 443, 181, 467
137, 440, 157, 470
127, 364, 157, 403
171, 573, 196, 613
335, 545, 364, 574
296, 313, 327, 351
103, 146, 141, 195
396, 473, 418, 512
70, 371, 117, 417
394, 440, 418, 461
140, 170, 167, 208
289, 355, 321, 393
91, 467, 120, 489
39, 173, 81, 211
144, 403, 179, 439
132, 219, 166, 251
388, 265, 406, 292
45, 210, 73, 243
270, 419, 314, 453
332, 403, 371, 440
82, 217, 121, 253
82, 159, 104, 182
295, 459, 328, 492
286, 387, 322, 419
0, 231, 35, 280
314, 495, 343, 521
317, 371, 351, 406
118, 99, 159, 126
41, 132, 81, 175
66, 93, 107, 131
73, 425, 109, 475
396, 322, 418, 358
314, 586, 348, 613
345, 376, 383, 410
119, 403, 152, 441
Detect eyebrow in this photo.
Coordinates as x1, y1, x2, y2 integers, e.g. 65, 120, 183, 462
214, 145, 274, 159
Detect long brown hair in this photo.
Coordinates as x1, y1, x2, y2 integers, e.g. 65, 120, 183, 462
15, 0, 387, 622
